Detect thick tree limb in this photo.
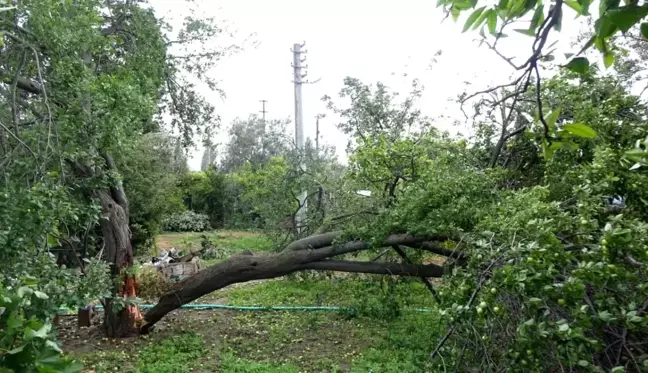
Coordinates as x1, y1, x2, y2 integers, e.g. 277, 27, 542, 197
285, 231, 456, 252
284, 231, 342, 251
102, 153, 129, 217
0, 85, 44, 120
298, 259, 443, 277
0, 68, 43, 95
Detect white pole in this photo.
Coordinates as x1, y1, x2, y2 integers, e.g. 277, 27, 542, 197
292, 43, 307, 233
259, 99, 267, 154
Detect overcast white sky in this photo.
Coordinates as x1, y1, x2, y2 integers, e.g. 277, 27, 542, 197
149, 0, 586, 170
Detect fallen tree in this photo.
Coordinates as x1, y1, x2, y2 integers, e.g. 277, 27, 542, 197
139, 232, 456, 333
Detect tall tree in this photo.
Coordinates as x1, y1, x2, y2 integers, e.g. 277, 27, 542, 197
220, 114, 291, 172
0, 0, 232, 337
200, 140, 218, 171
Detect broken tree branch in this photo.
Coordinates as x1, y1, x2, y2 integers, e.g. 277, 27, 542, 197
285, 231, 457, 252
392, 245, 441, 303
298, 259, 443, 277
0, 67, 43, 95
141, 233, 438, 332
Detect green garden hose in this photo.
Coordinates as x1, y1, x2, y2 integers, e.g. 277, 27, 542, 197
58, 304, 433, 314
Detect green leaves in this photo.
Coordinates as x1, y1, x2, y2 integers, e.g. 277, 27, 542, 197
641, 22, 648, 39
487, 9, 498, 34
541, 140, 578, 159
463, 7, 487, 31
514, 3, 544, 36
545, 106, 562, 131
603, 52, 614, 68
588, 3, 647, 58
24, 324, 52, 341
515, 28, 537, 36
565, 0, 591, 15
595, 15, 618, 40
563, 123, 598, 138
564, 0, 583, 13
564, 57, 590, 74
17, 286, 33, 298
530, 4, 545, 30
0, 284, 82, 373
599, 0, 621, 16
471, 8, 492, 31
606, 5, 648, 33
46, 340, 63, 353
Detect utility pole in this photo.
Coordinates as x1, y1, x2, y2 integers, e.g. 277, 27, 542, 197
259, 99, 267, 123
315, 116, 319, 151
259, 100, 267, 154
315, 113, 325, 153
292, 42, 307, 233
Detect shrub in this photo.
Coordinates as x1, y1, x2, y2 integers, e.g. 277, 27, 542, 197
136, 266, 174, 302
162, 211, 211, 232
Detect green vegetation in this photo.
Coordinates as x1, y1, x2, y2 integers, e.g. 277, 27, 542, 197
155, 231, 273, 254
0, 282, 82, 372
3, 0, 648, 371
161, 211, 212, 233
70, 274, 442, 372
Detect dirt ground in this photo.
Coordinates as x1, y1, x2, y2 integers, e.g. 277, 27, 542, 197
59, 305, 375, 372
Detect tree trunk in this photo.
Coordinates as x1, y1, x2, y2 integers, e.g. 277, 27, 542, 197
71, 157, 142, 338
97, 188, 142, 337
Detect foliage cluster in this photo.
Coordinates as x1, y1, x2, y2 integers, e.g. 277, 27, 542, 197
135, 266, 174, 302
175, 167, 240, 229
0, 280, 83, 373
117, 133, 188, 252
161, 211, 211, 232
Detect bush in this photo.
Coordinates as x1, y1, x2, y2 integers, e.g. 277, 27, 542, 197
162, 211, 211, 232
136, 266, 174, 302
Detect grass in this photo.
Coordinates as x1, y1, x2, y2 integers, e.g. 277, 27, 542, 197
222, 275, 434, 309
71, 308, 440, 372
153, 230, 274, 267
155, 230, 273, 254
66, 230, 444, 372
